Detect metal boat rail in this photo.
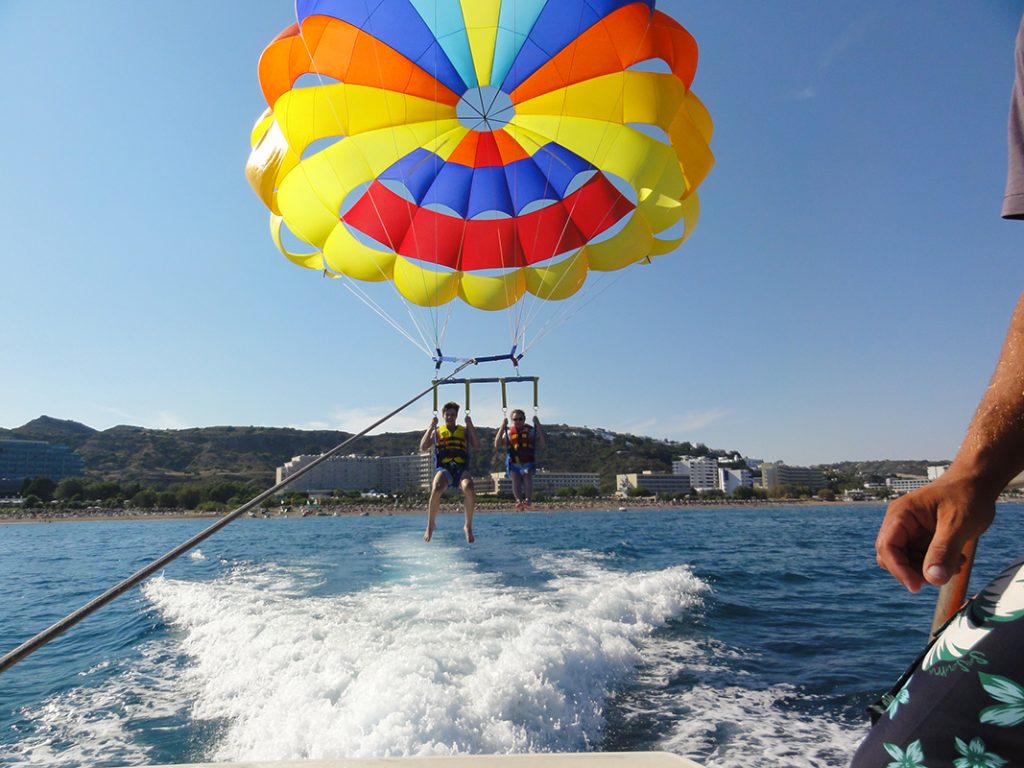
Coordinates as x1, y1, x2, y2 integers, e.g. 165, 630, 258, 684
136, 754, 703, 768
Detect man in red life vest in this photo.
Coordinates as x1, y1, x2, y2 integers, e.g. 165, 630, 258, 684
420, 401, 481, 543
494, 409, 546, 511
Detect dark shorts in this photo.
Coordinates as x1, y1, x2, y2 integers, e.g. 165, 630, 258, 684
852, 555, 1024, 767
437, 463, 467, 486
507, 461, 535, 477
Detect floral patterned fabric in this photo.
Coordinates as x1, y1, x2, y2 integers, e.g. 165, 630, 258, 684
851, 556, 1024, 767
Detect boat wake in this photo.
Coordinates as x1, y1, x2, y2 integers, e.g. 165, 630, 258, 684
1, 534, 868, 767
141, 541, 708, 761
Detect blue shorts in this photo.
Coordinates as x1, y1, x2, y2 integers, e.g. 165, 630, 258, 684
507, 461, 535, 477
852, 554, 1024, 766
437, 463, 467, 486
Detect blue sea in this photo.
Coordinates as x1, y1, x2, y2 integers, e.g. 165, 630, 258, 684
2, 504, 1024, 767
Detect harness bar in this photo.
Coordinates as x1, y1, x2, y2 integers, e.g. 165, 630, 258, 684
431, 376, 539, 414
433, 346, 523, 373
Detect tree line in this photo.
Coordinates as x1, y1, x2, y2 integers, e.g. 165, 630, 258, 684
7, 472, 882, 512
13, 476, 264, 511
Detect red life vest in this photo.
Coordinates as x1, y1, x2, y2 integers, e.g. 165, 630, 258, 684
507, 425, 535, 464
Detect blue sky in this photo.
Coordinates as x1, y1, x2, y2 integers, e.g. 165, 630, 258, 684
1, 1, 1022, 465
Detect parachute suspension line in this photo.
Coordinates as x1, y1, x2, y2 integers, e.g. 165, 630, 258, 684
0, 359, 477, 677
435, 285, 458, 361
340, 279, 433, 357
293, 25, 431, 353
407, 0, 446, 361
492, 217, 525, 358
297, 15, 469, 365
519, 5, 659, 348
518, 9, 677, 355
397, 287, 440, 356
514, 142, 579, 339
522, 268, 629, 356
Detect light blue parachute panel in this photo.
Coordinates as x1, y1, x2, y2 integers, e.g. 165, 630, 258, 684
490, 0, 549, 87
410, 0, 478, 88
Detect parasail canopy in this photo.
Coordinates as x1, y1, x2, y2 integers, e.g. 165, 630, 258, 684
247, 0, 714, 313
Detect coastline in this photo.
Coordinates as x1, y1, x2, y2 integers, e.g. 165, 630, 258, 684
0, 498, 892, 525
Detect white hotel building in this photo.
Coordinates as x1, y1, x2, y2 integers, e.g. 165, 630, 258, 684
278, 454, 599, 497
616, 471, 691, 497
759, 462, 828, 492
489, 471, 600, 495
719, 467, 753, 495
276, 453, 433, 494
671, 456, 719, 491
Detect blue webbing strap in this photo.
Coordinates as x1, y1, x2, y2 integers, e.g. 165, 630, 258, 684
433, 345, 523, 372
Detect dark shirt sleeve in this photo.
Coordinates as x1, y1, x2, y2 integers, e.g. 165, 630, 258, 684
1003, 16, 1024, 219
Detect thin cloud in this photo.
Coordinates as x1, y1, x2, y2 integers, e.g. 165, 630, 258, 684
792, 12, 877, 102
817, 13, 877, 74
615, 407, 731, 440
96, 405, 133, 424
149, 411, 190, 430
296, 404, 438, 435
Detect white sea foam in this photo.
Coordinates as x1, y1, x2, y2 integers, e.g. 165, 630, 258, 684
616, 621, 867, 766
0, 643, 188, 768
140, 541, 708, 761
659, 684, 867, 768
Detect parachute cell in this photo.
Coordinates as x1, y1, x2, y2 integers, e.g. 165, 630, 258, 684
247, 0, 714, 311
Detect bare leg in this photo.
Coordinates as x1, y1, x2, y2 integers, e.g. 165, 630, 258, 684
523, 473, 534, 508
511, 472, 525, 510
424, 471, 448, 542
462, 477, 475, 543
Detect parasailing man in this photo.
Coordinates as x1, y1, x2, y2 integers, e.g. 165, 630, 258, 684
494, 409, 546, 510
421, 401, 481, 543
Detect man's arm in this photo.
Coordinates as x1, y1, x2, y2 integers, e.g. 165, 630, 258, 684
876, 292, 1024, 592
465, 415, 482, 451
419, 417, 438, 452
494, 418, 508, 448
533, 416, 546, 448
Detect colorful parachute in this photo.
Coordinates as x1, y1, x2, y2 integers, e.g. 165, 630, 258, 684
247, 0, 713, 311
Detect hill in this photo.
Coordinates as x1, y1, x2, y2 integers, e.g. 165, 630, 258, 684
2, 416, 950, 491
2, 416, 732, 489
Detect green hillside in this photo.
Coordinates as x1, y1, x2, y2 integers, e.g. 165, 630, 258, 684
2, 416, 736, 489
2, 415, 950, 492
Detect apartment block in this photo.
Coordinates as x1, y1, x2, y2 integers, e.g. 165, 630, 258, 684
276, 452, 433, 494
680, 457, 719, 490
886, 476, 930, 494
616, 471, 691, 497
489, 471, 600, 495
0, 439, 85, 493
759, 462, 827, 492
718, 467, 753, 496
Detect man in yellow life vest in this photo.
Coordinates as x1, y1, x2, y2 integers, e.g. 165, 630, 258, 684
420, 401, 481, 543
494, 409, 547, 511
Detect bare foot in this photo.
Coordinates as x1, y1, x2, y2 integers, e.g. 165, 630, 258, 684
424, 524, 434, 542
464, 526, 474, 544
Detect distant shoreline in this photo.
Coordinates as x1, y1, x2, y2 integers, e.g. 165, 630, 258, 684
0, 497, 899, 525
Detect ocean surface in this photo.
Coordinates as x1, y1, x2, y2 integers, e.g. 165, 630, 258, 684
2, 503, 1024, 768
